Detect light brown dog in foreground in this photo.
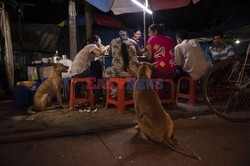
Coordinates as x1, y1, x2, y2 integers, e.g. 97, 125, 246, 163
27, 63, 69, 114
133, 61, 201, 160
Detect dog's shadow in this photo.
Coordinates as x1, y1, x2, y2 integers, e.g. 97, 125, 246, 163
130, 130, 178, 150
119, 130, 173, 162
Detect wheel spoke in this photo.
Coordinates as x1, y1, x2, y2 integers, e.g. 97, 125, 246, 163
222, 91, 237, 114
239, 90, 250, 109
203, 59, 250, 122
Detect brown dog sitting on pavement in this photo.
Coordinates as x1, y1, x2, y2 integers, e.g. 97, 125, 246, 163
133, 61, 201, 160
27, 63, 69, 114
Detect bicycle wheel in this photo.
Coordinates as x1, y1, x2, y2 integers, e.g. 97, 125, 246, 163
203, 58, 250, 122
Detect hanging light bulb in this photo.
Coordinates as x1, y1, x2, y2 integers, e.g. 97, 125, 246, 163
235, 39, 240, 44
131, 0, 153, 14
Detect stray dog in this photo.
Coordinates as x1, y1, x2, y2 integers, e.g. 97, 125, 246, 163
27, 63, 69, 114
133, 61, 201, 160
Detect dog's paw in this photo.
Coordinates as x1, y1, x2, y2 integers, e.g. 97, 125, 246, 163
27, 109, 37, 115
134, 125, 140, 130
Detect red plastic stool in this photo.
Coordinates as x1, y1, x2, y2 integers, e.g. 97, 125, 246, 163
155, 78, 176, 108
106, 77, 135, 113
176, 76, 197, 106
69, 77, 95, 110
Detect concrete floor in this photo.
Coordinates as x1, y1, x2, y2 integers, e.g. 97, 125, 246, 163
0, 100, 210, 144
0, 115, 250, 166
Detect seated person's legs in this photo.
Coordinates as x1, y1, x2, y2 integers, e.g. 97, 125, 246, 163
174, 68, 189, 83
73, 68, 104, 103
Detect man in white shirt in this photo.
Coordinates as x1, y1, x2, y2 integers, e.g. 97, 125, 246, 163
175, 31, 208, 80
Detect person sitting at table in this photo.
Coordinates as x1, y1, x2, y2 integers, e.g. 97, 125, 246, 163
131, 27, 144, 50
103, 30, 140, 78
207, 32, 235, 64
146, 23, 176, 78
174, 30, 209, 80
71, 34, 109, 102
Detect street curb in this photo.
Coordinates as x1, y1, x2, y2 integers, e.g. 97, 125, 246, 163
0, 109, 213, 144
0, 123, 137, 144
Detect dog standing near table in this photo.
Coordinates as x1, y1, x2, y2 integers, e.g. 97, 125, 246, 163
133, 61, 201, 160
27, 63, 69, 114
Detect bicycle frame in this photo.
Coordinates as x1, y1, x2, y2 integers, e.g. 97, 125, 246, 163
237, 43, 250, 87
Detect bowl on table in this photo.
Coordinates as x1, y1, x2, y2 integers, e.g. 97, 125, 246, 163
41, 58, 49, 63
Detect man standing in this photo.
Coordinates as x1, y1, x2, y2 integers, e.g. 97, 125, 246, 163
175, 31, 208, 80
208, 32, 235, 62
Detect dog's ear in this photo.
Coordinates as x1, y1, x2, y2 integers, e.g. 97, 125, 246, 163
150, 62, 158, 69
133, 60, 141, 67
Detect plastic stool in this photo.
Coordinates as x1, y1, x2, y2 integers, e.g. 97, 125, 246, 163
106, 77, 135, 113
69, 77, 95, 110
155, 78, 175, 108
176, 76, 197, 106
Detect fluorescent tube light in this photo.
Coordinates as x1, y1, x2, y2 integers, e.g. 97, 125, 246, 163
131, 0, 153, 14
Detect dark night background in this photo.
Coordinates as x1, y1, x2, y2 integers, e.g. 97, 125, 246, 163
4, 0, 250, 32
1, 0, 250, 92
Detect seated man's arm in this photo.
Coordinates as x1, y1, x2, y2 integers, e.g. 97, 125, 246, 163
174, 45, 183, 68
207, 46, 219, 64
146, 44, 153, 60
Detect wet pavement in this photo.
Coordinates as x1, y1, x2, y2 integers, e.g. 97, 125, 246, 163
0, 114, 250, 166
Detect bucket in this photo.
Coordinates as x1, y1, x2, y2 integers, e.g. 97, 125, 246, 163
12, 85, 30, 107
29, 80, 41, 105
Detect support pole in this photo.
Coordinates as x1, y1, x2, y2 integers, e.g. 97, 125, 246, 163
143, 0, 148, 48
68, 0, 77, 60
0, 2, 14, 90
84, 1, 92, 40
143, 9, 146, 48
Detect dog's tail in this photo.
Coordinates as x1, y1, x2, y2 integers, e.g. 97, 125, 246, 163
163, 137, 201, 160
44, 105, 58, 110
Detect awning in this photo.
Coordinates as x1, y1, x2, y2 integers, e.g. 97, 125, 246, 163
85, 0, 200, 15
94, 13, 122, 28
58, 14, 122, 28
85, 0, 114, 12
150, 0, 191, 11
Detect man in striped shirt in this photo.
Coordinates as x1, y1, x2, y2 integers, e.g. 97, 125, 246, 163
208, 33, 235, 63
